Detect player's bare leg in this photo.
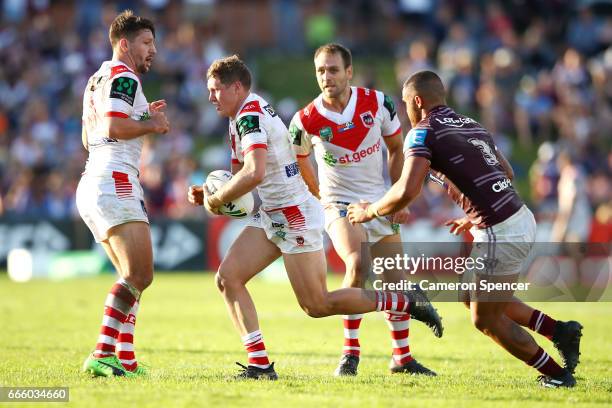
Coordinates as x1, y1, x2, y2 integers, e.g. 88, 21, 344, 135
326, 218, 368, 375
469, 276, 575, 387
215, 226, 281, 379
216, 227, 280, 335
371, 234, 437, 375
282, 249, 439, 319
83, 222, 153, 377
503, 298, 582, 373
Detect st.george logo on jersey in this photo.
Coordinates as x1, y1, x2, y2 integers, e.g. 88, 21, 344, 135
468, 138, 499, 166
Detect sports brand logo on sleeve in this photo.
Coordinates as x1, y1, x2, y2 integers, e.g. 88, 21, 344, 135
236, 115, 260, 139
289, 123, 303, 145
110, 77, 138, 106
383, 94, 397, 120
263, 104, 277, 117
407, 128, 428, 147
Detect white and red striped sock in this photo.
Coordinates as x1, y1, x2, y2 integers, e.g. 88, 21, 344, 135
386, 312, 412, 366
342, 314, 363, 356
116, 300, 139, 371
242, 330, 270, 369
93, 279, 139, 358
375, 291, 410, 313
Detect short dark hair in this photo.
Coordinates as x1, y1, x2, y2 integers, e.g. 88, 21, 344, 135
206, 55, 252, 89
109, 10, 155, 47
403, 70, 446, 100
314, 43, 352, 69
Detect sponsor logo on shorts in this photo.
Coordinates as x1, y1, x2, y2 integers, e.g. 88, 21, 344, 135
492, 178, 512, 192
275, 230, 287, 240
296, 236, 305, 246
271, 222, 285, 228
339, 209, 347, 217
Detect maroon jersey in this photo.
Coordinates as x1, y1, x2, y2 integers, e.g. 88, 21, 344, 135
403, 105, 524, 228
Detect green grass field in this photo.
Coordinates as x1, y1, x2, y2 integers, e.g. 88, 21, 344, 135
1, 272, 610, 407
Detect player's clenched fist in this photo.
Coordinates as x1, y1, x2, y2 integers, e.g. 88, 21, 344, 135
187, 185, 204, 206
150, 110, 169, 134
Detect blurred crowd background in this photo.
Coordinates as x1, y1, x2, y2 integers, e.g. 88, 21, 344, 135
0, 0, 610, 242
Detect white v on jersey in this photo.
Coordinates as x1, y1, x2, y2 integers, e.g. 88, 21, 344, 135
229, 93, 310, 211
82, 61, 150, 177
289, 87, 401, 204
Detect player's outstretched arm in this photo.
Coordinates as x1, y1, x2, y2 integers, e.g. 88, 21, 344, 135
348, 156, 430, 224
106, 110, 169, 140
208, 148, 266, 209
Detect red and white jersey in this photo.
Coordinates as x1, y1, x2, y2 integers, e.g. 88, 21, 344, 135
289, 87, 401, 204
82, 60, 149, 177
229, 93, 310, 211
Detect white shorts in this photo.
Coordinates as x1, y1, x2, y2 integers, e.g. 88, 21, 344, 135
324, 201, 400, 243
76, 171, 148, 242
468, 205, 536, 276
247, 195, 324, 254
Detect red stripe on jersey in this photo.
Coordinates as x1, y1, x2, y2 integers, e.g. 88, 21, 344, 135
299, 87, 379, 152
110, 65, 134, 79
243, 144, 267, 155
343, 319, 362, 329
105, 111, 129, 118
383, 127, 402, 138
239, 100, 263, 115
231, 158, 240, 164
296, 153, 310, 158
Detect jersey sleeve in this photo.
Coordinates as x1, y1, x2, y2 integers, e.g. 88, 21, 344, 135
379, 92, 401, 137
403, 126, 433, 161
235, 112, 268, 156
289, 113, 313, 158
103, 72, 140, 118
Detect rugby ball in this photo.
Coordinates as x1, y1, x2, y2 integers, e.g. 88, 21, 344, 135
205, 170, 254, 218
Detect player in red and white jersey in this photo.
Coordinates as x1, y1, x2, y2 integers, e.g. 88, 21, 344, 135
289, 43, 440, 377
187, 55, 442, 380
348, 71, 581, 388
77, 10, 169, 378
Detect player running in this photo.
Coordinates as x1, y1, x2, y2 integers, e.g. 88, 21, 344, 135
348, 71, 582, 388
77, 10, 170, 377
187, 55, 440, 380
289, 43, 439, 377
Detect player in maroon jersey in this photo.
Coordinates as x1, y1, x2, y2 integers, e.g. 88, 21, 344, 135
348, 71, 582, 388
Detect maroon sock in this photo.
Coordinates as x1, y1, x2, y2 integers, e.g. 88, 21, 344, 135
527, 346, 565, 377
528, 310, 557, 340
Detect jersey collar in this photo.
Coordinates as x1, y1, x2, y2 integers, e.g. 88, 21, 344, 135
314, 86, 357, 124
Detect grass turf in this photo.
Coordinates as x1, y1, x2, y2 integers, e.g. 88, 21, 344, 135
0, 272, 610, 407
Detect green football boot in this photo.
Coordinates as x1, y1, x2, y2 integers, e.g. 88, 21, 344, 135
82, 354, 135, 377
